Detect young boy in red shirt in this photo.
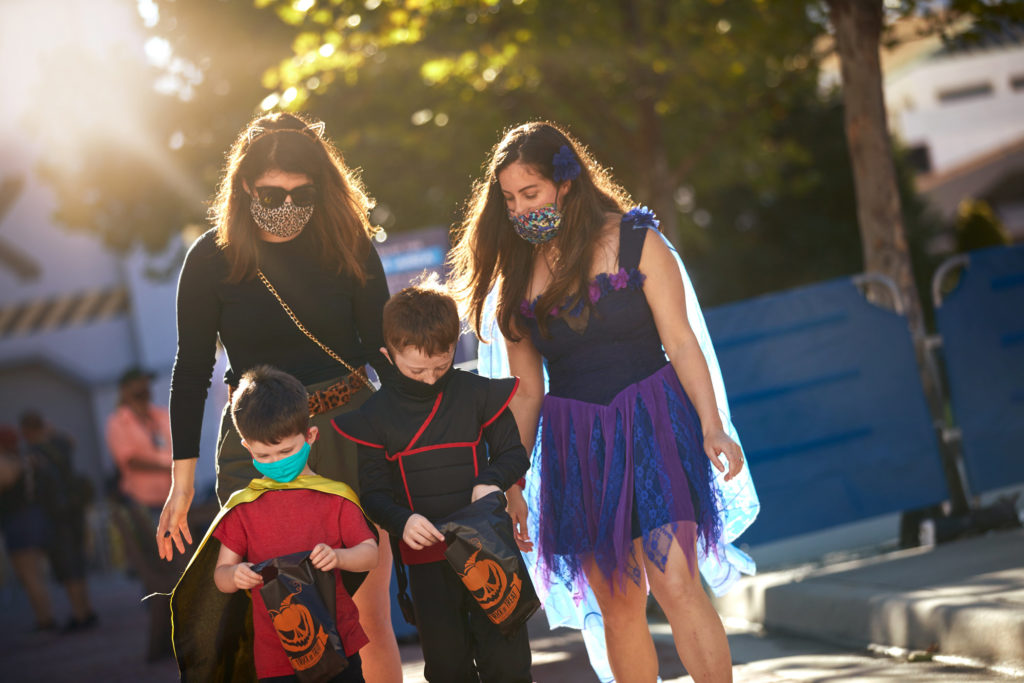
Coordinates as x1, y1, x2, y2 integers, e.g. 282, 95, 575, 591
173, 365, 377, 682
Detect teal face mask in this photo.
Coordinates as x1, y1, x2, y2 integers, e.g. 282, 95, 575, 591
252, 441, 310, 482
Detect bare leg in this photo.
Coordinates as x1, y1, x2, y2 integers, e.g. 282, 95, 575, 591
351, 528, 402, 683
10, 549, 54, 626
645, 530, 732, 683
583, 542, 658, 683
63, 578, 95, 621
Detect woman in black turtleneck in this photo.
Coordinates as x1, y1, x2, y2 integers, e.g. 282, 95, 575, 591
155, 112, 402, 682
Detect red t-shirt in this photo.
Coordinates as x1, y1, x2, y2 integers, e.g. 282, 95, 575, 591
214, 488, 375, 679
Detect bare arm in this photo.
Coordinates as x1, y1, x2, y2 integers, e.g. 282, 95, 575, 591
504, 330, 545, 550
640, 234, 744, 481
505, 331, 545, 458
106, 417, 172, 473
310, 538, 378, 572
156, 457, 196, 560
124, 458, 172, 473
214, 543, 262, 593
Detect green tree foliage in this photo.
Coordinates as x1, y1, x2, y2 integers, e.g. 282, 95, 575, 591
261, 0, 959, 305
38, 0, 999, 307
682, 93, 944, 310
260, 0, 826, 244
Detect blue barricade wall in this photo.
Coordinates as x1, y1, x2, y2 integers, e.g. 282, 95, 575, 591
704, 278, 948, 544
935, 244, 1024, 495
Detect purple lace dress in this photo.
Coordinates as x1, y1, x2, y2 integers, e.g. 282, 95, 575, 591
522, 209, 721, 590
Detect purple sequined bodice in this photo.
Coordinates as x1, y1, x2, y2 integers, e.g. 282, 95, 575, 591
523, 211, 668, 405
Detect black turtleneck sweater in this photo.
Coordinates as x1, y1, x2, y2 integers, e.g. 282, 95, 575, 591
170, 227, 389, 461
333, 366, 528, 559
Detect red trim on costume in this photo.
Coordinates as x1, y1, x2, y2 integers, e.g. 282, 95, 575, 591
398, 457, 414, 510
383, 381, 520, 489
482, 377, 519, 429
331, 420, 384, 449
397, 441, 478, 456
404, 393, 443, 451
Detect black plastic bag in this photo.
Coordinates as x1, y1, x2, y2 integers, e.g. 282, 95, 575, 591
254, 551, 348, 682
436, 491, 540, 638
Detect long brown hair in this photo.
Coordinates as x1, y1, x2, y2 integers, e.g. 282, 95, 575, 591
448, 121, 631, 341
210, 111, 376, 283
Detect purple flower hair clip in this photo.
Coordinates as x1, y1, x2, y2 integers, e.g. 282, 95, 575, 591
552, 145, 581, 182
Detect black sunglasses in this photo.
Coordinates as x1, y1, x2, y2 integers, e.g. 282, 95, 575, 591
254, 184, 318, 209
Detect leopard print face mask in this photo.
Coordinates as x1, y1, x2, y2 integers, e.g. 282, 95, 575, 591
250, 197, 314, 238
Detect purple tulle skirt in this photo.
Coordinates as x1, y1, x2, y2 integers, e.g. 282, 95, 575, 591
536, 362, 722, 591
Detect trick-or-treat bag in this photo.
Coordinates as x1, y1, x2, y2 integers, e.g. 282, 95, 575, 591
436, 491, 541, 637
254, 551, 348, 683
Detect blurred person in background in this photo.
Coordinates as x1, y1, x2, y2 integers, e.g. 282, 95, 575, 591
106, 367, 172, 520
105, 366, 178, 660
155, 111, 400, 681
0, 425, 56, 631
19, 411, 97, 632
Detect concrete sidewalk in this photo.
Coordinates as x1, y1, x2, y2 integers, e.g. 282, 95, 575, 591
713, 528, 1024, 672
2, 529, 1021, 680
0, 570, 611, 682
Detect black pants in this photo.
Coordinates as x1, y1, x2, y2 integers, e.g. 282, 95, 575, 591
260, 652, 363, 682
407, 561, 532, 683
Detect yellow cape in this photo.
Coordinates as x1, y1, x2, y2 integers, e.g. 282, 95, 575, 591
168, 476, 372, 683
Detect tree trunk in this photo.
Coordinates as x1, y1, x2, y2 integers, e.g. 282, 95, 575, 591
827, 0, 969, 513
618, 0, 681, 246
828, 0, 919, 327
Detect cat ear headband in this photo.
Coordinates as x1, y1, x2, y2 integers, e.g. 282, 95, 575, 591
246, 121, 326, 146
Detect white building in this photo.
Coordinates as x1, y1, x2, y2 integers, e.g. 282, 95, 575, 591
823, 18, 1024, 240
884, 22, 1024, 176
0, 0, 230, 523
0, 139, 226, 502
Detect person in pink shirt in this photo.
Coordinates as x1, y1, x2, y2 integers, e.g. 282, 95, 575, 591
106, 367, 173, 515
106, 366, 180, 660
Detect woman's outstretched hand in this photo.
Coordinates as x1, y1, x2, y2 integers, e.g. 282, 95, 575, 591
505, 485, 533, 552
703, 429, 745, 483
157, 457, 199, 560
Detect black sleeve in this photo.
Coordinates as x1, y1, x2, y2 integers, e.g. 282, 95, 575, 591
476, 379, 529, 490
169, 234, 221, 461
353, 244, 390, 377
357, 444, 412, 539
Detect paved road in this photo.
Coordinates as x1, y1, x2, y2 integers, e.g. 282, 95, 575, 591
0, 573, 1017, 681
698, 621, 1021, 682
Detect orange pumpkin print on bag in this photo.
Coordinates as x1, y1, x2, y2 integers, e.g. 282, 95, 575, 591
457, 548, 522, 624
269, 589, 329, 670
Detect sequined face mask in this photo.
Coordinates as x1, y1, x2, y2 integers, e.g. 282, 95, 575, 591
250, 196, 314, 238
509, 203, 562, 245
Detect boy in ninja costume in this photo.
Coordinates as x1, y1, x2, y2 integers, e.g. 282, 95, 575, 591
169, 366, 378, 683
333, 283, 532, 683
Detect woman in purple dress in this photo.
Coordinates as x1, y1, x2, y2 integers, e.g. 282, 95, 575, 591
449, 122, 746, 682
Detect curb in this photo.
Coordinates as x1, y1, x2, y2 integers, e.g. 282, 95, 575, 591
713, 529, 1024, 668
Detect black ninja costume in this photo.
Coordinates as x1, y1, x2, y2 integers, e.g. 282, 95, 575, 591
332, 364, 531, 683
